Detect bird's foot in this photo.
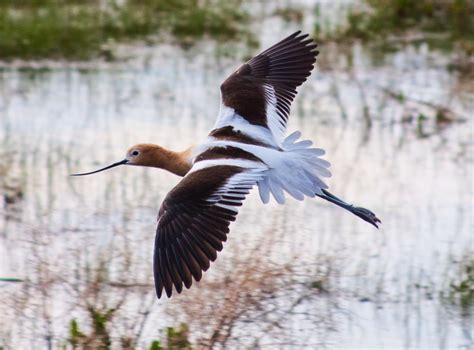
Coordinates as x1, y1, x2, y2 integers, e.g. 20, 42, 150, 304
318, 189, 381, 229
350, 206, 381, 229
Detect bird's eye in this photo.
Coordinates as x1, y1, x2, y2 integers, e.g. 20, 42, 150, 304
131, 150, 140, 156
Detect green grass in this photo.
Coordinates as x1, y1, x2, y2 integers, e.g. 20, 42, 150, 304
317, 0, 474, 53
0, 0, 252, 60
449, 258, 474, 313
68, 316, 191, 349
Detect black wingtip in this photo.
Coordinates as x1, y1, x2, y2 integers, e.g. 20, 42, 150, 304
155, 285, 172, 299
292, 30, 302, 37
298, 32, 309, 40
184, 279, 192, 289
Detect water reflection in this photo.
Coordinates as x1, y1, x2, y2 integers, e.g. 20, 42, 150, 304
0, 24, 473, 350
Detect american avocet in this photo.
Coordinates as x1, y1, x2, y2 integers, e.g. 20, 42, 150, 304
72, 31, 381, 298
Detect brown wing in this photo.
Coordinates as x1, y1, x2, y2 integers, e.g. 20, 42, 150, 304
154, 165, 265, 298
218, 31, 318, 141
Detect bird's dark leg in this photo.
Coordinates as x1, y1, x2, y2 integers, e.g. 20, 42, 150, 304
316, 189, 381, 228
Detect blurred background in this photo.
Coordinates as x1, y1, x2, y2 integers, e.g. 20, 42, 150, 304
0, 0, 473, 348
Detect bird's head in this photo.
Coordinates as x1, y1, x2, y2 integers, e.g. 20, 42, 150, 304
70, 144, 163, 176
125, 144, 159, 166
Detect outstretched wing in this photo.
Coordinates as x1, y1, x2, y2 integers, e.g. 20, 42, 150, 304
154, 164, 265, 298
214, 31, 318, 146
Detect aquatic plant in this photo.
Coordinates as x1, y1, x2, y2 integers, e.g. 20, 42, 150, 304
317, 0, 474, 52
145, 325, 191, 350
149, 341, 162, 350
163, 324, 192, 349
0, 0, 252, 60
448, 258, 474, 313
68, 319, 85, 349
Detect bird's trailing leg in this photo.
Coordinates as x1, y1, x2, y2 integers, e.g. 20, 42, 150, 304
317, 189, 381, 228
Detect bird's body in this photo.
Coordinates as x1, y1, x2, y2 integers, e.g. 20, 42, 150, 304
72, 31, 380, 299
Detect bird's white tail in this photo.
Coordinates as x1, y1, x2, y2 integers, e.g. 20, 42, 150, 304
258, 131, 331, 204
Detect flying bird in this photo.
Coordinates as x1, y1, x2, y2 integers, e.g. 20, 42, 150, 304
72, 31, 381, 298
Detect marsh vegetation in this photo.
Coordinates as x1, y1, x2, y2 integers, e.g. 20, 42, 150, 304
0, 0, 252, 60
314, 0, 474, 50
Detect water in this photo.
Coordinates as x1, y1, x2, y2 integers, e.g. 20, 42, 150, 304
1, 7, 473, 350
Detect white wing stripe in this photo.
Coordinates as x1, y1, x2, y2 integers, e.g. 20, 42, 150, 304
264, 84, 286, 145
213, 105, 278, 147
206, 169, 266, 207
189, 159, 266, 173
